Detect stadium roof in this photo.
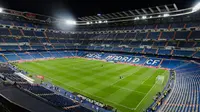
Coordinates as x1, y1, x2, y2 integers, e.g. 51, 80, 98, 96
78, 4, 179, 21
0, 2, 198, 25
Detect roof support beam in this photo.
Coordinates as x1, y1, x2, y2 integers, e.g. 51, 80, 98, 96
111, 13, 119, 18
101, 15, 109, 19
123, 11, 129, 16
173, 4, 178, 10
135, 9, 141, 15
89, 16, 98, 20
156, 6, 161, 12
142, 8, 147, 14
129, 10, 135, 16
165, 5, 170, 11
117, 12, 124, 17
106, 14, 114, 18
148, 7, 154, 13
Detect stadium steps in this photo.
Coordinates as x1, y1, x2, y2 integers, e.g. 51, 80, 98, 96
13, 52, 22, 60
177, 41, 180, 48
170, 50, 174, 55
32, 30, 37, 36
165, 41, 169, 47
142, 48, 145, 53
37, 37, 47, 50
158, 31, 163, 40
193, 42, 197, 47
184, 23, 187, 28
8, 28, 12, 35
20, 29, 25, 36
146, 31, 150, 39
155, 49, 159, 54
158, 59, 163, 67
1, 38, 5, 43
43, 32, 54, 49
155, 24, 158, 30
27, 52, 34, 59
191, 51, 198, 57
15, 38, 23, 50
168, 24, 171, 30
172, 31, 176, 40
2, 54, 9, 61
187, 31, 192, 40
38, 52, 45, 58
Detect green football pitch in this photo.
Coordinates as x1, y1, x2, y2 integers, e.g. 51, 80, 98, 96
16, 58, 169, 112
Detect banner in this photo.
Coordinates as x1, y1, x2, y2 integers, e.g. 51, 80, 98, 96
36, 75, 44, 80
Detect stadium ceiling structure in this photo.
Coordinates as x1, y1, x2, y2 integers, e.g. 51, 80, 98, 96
0, 3, 199, 25
78, 4, 179, 21
78, 3, 197, 24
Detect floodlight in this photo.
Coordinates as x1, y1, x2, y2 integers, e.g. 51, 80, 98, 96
104, 20, 108, 23
134, 17, 140, 20
193, 2, 200, 12
0, 7, 3, 13
98, 21, 102, 23
163, 14, 169, 17
86, 22, 90, 24
142, 16, 147, 19
65, 20, 76, 25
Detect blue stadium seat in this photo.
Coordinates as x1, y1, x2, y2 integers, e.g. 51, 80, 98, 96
23, 30, 35, 36
173, 50, 194, 57
175, 31, 189, 40
148, 32, 160, 40
10, 29, 22, 36
135, 32, 147, 40
161, 32, 174, 40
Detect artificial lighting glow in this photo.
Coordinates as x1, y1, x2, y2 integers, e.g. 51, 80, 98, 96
104, 20, 108, 23
193, 2, 200, 12
0, 7, 3, 13
163, 14, 170, 17
98, 21, 102, 23
95, 21, 98, 23
149, 16, 153, 18
134, 17, 140, 20
158, 15, 161, 17
90, 22, 93, 24
142, 16, 147, 19
86, 22, 90, 24
65, 20, 76, 25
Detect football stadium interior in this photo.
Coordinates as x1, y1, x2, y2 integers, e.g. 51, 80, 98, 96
0, 2, 200, 112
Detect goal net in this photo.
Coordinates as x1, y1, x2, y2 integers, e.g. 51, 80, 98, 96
156, 75, 165, 85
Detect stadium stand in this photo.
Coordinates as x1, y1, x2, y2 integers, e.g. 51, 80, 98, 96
0, 2, 199, 112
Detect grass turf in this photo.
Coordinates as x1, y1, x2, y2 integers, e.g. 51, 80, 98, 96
16, 58, 169, 112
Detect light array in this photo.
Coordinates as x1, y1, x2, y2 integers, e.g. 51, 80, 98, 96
86, 20, 108, 25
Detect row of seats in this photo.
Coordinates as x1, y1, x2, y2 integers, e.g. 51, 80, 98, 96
1, 27, 200, 40
0, 37, 199, 48
161, 63, 200, 111
0, 19, 200, 30
20, 84, 54, 95
0, 49, 197, 63
1, 73, 27, 83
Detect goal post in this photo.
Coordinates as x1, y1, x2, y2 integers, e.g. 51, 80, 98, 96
156, 75, 165, 85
